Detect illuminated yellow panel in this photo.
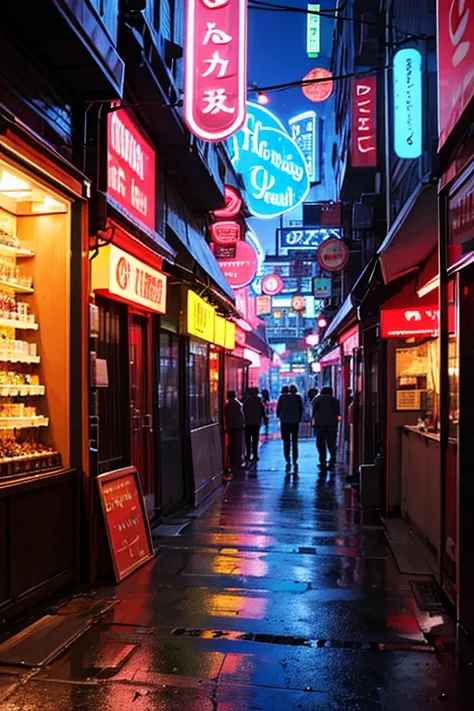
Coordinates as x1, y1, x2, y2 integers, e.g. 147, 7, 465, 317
224, 320, 236, 350
187, 290, 215, 343
214, 315, 226, 347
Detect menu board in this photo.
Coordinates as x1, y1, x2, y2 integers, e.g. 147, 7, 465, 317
97, 467, 154, 582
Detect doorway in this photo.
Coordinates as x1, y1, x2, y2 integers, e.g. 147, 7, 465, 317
129, 314, 155, 516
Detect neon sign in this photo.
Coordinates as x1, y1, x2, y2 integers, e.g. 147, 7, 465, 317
288, 111, 319, 182
184, 0, 247, 142
228, 102, 310, 219
307, 4, 320, 58
351, 75, 377, 167
393, 49, 422, 159
381, 307, 439, 338
213, 185, 243, 218
302, 68, 333, 102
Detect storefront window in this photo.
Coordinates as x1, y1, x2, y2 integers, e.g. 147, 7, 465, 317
395, 339, 439, 429
448, 280, 458, 438
209, 348, 220, 423
189, 339, 211, 429
0, 158, 71, 478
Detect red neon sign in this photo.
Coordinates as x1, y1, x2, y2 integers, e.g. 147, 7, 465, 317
184, 0, 247, 142
437, 0, 474, 148
317, 238, 349, 272
351, 75, 377, 168
261, 273, 284, 296
213, 185, 243, 218
107, 109, 156, 232
381, 307, 439, 338
209, 220, 242, 245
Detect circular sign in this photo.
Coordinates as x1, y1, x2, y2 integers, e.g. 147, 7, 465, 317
317, 238, 349, 272
291, 295, 306, 312
215, 240, 258, 290
116, 256, 131, 290
261, 273, 284, 296
302, 68, 334, 103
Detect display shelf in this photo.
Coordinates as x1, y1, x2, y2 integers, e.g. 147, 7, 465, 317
0, 416, 49, 430
0, 451, 61, 478
0, 242, 35, 259
0, 317, 38, 330
0, 353, 40, 364
0, 279, 33, 294
0, 385, 45, 397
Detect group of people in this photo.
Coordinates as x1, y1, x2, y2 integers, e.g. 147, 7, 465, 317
224, 384, 341, 475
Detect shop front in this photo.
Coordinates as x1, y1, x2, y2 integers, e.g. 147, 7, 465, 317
0, 115, 90, 619
186, 289, 235, 505
226, 325, 249, 400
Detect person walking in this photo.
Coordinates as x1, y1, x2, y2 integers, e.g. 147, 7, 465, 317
224, 390, 245, 474
277, 384, 304, 472
243, 387, 266, 463
312, 385, 340, 472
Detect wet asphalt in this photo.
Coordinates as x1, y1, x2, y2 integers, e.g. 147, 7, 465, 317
2, 436, 474, 710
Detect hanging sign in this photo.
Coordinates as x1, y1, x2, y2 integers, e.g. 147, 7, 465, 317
393, 48, 422, 159
313, 276, 332, 298
212, 239, 258, 289
288, 111, 319, 182
307, 4, 320, 58
107, 109, 156, 232
317, 238, 349, 272
351, 75, 377, 167
228, 102, 310, 219
256, 295, 272, 315
302, 68, 333, 102
261, 273, 284, 296
291, 295, 306, 312
437, 0, 474, 148
209, 220, 242, 245
213, 185, 243, 218
97, 467, 154, 583
278, 227, 341, 254
91, 244, 167, 314
184, 0, 247, 141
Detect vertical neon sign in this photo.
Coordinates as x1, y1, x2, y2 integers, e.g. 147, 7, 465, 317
184, 0, 247, 142
351, 75, 377, 167
393, 48, 422, 159
307, 4, 320, 58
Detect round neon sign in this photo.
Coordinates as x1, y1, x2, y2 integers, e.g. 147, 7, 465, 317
317, 239, 349, 272
261, 273, 284, 296
302, 68, 334, 103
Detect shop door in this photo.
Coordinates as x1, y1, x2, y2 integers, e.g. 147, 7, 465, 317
130, 315, 154, 514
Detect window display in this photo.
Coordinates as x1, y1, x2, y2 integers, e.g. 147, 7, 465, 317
395, 340, 439, 429
0, 159, 70, 478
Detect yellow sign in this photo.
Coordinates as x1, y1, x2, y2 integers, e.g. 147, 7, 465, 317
225, 321, 236, 350
214, 315, 226, 347
187, 290, 215, 343
91, 244, 167, 314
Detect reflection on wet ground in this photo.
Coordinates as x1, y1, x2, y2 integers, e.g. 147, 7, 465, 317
2, 439, 474, 710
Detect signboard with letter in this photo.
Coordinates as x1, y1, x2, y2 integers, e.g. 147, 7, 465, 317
351, 75, 377, 167
107, 109, 156, 232
97, 467, 154, 583
381, 307, 439, 338
288, 111, 320, 182
261, 273, 284, 296
278, 227, 341, 254
317, 238, 349, 272
307, 4, 320, 58
393, 49, 422, 159
256, 295, 272, 315
91, 244, 167, 314
228, 102, 310, 219
184, 0, 247, 141
212, 239, 259, 289
313, 276, 332, 298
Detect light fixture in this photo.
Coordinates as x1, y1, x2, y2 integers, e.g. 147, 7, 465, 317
0, 169, 32, 200
257, 91, 270, 105
317, 317, 328, 329
417, 275, 440, 299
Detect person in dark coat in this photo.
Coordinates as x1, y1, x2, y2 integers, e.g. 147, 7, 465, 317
277, 384, 304, 471
243, 387, 266, 462
312, 386, 340, 471
224, 391, 245, 472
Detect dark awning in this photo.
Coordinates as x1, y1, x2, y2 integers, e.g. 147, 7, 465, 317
245, 330, 272, 359
378, 183, 438, 284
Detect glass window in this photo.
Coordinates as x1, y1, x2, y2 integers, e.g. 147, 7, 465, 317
209, 348, 220, 424
395, 340, 439, 429
189, 339, 210, 429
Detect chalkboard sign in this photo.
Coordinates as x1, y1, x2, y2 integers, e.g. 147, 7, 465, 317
97, 467, 154, 582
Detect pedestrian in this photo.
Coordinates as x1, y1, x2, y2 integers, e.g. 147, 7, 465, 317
243, 387, 266, 463
224, 390, 245, 474
277, 384, 304, 472
261, 388, 270, 435
312, 386, 340, 471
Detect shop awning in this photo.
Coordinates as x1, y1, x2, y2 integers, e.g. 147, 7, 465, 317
378, 183, 438, 284
245, 330, 272, 359
324, 295, 354, 340
319, 346, 341, 367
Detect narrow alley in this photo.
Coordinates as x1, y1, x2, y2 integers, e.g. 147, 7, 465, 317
1, 438, 472, 710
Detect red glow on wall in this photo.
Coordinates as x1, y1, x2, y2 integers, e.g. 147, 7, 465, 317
351, 75, 377, 167
213, 185, 243, 218
184, 0, 247, 142
107, 109, 156, 232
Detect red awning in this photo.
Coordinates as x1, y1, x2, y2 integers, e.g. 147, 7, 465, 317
319, 346, 341, 367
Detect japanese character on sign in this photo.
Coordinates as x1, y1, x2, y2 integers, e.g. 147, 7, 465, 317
202, 51, 229, 78
203, 22, 232, 45
202, 89, 235, 114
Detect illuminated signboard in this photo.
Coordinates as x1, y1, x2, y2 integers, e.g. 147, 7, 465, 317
228, 102, 310, 219
381, 307, 439, 338
212, 239, 259, 289
313, 276, 332, 298
184, 0, 247, 141
351, 75, 377, 167
91, 244, 167, 314
187, 290, 235, 348
302, 67, 333, 102
317, 238, 349, 272
288, 111, 320, 182
256, 295, 272, 315
278, 227, 341, 254
209, 221, 241, 245
393, 48, 422, 159
107, 109, 156, 232
262, 273, 284, 296
213, 185, 243, 218
307, 4, 320, 58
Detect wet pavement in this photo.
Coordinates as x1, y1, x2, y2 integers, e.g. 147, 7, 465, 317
2, 437, 474, 710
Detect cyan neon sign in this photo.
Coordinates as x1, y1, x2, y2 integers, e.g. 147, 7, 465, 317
393, 48, 422, 159
227, 102, 310, 219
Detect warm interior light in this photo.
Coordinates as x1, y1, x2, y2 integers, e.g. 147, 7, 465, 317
31, 194, 67, 214
0, 169, 31, 198
417, 275, 440, 299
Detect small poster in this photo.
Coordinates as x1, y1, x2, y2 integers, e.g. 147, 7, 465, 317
313, 277, 332, 298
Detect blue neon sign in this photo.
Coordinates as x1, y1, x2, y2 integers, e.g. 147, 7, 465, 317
393, 48, 422, 159
227, 102, 310, 219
